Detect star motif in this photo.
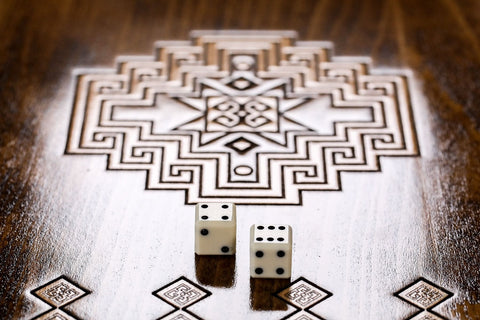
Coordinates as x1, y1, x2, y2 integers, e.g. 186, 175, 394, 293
171, 56, 313, 149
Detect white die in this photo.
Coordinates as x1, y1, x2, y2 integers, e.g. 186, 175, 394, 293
250, 224, 292, 278
195, 203, 236, 255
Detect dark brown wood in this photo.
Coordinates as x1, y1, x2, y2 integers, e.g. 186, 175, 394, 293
1, 0, 479, 319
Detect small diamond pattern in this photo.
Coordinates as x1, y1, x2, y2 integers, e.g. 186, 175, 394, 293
395, 278, 453, 320
224, 136, 259, 154
34, 309, 75, 320
160, 309, 199, 320
277, 281, 330, 309
30, 276, 90, 320
284, 310, 321, 320
276, 277, 332, 320
28, 275, 456, 319
32, 277, 87, 308
162, 282, 204, 308
398, 281, 450, 309
410, 311, 445, 320
153, 277, 211, 319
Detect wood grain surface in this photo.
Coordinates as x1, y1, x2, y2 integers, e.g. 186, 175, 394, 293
1, 0, 479, 319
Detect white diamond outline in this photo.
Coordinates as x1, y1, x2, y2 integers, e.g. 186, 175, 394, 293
157, 309, 201, 320
31, 276, 88, 308
275, 277, 332, 320
395, 278, 453, 310
408, 310, 447, 320
32, 309, 76, 320
152, 276, 211, 310
276, 277, 332, 309
30, 275, 90, 320
283, 309, 324, 320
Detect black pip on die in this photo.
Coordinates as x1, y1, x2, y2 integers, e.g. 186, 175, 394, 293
250, 224, 292, 279
195, 203, 236, 255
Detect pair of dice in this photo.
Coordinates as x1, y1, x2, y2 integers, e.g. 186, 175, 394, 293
195, 202, 292, 279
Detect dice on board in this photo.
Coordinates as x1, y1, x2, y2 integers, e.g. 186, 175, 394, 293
195, 203, 236, 255
250, 224, 292, 279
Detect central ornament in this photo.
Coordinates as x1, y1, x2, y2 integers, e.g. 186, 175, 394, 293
192, 55, 293, 134
206, 96, 278, 132
173, 53, 312, 147
66, 30, 419, 204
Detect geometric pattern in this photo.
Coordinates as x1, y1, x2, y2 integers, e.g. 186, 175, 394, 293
30, 276, 90, 320
152, 276, 211, 320
275, 277, 332, 319
394, 278, 454, 320
66, 30, 419, 205
408, 312, 445, 320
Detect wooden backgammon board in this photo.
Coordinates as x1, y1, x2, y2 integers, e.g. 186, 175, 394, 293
1, 1, 480, 319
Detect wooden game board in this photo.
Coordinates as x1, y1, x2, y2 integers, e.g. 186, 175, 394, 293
1, 1, 479, 319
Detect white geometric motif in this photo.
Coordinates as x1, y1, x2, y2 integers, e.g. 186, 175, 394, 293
409, 311, 445, 320
277, 281, 330, 309
32, 277, 87, 308
30, 276, 89, 320
66, 30, 419, 204
153, 279, 208, 308
34, 310, 75, 320
395, 278, 453, 320
160, 310, 198, 320
397, 280, 452, 310
284, 310, 322, 320
276, 277, 332, 320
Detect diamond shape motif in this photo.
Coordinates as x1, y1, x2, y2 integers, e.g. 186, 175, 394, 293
275, 277, 332, 320
396, 279, 453, 310
230, 78, 254, 90
284, 310, 323, 320
153, 277, 211, 309
160, 309, 199, 320
30, 276, 90, 320
409, 311, 446, 320
276, 277, 332, 309
225, 136, 259, 154
33, 309, 76, 320
32, 276, 88, 308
